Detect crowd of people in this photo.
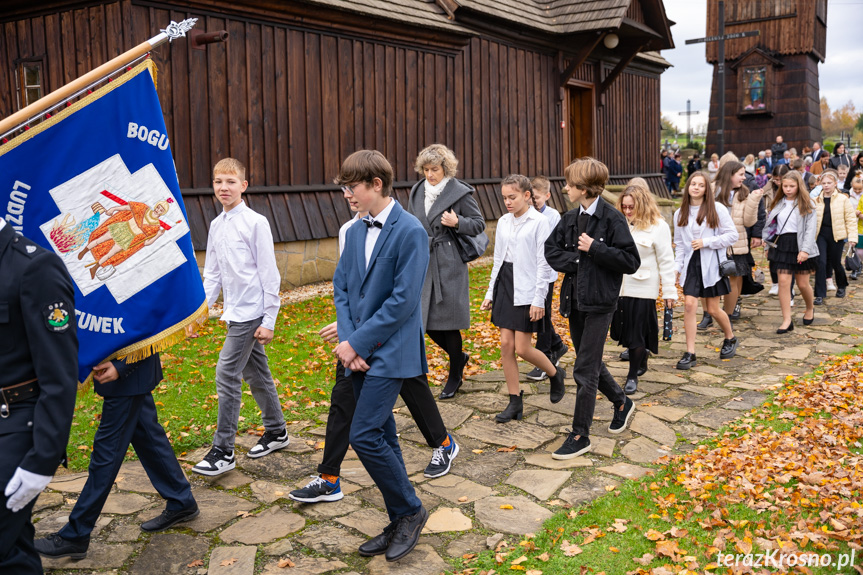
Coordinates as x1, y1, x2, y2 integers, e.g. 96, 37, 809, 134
7, 134, 863, 570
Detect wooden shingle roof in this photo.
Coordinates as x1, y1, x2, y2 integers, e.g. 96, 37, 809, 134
298, 0, 639, 35
455, 0, 631, 34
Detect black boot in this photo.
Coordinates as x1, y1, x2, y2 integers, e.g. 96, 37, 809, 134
495, 391, 523, 423
697, 313, 713, 330
729, 300, 741, 320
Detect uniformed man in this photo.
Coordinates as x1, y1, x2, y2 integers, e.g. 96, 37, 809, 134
0, 219, 78, 573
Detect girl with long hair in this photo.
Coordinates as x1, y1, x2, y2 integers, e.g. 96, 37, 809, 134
612, 186, 676, 394
813, 170, 856, 303
673, 172, 739, 370
765, 171, 818, 332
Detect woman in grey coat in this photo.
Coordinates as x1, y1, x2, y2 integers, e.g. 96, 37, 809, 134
408, 144, 486, 399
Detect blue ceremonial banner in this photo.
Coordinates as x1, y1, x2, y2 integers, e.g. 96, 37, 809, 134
0, 60, 207, 383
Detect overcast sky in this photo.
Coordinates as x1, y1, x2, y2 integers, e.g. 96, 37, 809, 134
660, 0, 863, 133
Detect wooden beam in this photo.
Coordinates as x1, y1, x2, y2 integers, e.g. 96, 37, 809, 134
559, 31, 604, 87
599, 42, 645, 96
435, 0, 459, 20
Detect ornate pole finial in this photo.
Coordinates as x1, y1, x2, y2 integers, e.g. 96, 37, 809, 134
160, 18, 198, 42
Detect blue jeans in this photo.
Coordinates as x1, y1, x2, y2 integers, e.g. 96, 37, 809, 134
349, 373, 422, 522
60, 393, 196, 540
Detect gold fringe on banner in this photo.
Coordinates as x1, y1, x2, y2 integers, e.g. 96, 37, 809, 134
0, 59, 158, 156
81, 301, 209, 387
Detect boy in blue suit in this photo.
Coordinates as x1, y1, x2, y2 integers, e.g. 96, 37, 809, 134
35, 354, 198, 559
333, 150, 430, 562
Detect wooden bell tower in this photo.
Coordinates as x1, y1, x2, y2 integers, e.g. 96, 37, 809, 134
705, 0, 827, 155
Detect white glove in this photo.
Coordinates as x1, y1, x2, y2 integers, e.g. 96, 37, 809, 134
5, 467, 53, 513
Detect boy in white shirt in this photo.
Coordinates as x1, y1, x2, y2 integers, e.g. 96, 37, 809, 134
194, 158, 288, 476
525, 176, 568, 381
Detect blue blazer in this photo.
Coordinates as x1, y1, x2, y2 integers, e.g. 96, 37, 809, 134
333, 200, 430, 379
95, 353, 162, 398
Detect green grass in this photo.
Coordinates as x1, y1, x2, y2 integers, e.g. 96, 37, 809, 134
453, 350, 863, 575
66, 263, 504, 471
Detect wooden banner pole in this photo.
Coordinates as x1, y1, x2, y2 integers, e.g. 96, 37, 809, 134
0, 18, 197, 137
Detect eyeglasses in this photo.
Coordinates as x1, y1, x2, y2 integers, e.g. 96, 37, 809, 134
340, 185, 356, 195
621, 205, 635, 212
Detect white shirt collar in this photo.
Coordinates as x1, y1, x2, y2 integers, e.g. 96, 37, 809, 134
579, 198, 600, 217
0, 219, 6, 233
223, 200, 248, 219
371, 198, 396, 227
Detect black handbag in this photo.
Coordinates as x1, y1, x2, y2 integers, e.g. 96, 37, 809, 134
717, 250, 737, 277
845, 250, 861, 273
447, 227, 489, 263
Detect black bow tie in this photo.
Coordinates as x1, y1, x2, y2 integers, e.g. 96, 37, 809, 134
363, 217, 383, 229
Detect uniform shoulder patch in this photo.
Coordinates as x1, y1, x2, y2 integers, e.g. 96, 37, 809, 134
44, 301, 71, 332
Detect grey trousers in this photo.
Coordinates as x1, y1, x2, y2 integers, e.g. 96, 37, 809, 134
213, 317, 285, 450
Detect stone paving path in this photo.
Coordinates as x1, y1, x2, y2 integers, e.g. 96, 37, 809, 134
39, 280, 863, 575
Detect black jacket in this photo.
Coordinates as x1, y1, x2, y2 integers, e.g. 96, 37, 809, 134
545, 198, 640, 315
0, 224, 78, 476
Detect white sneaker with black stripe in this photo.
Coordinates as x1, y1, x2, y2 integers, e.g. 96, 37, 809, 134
247, 428, 290, 458
192, 446, 235, 476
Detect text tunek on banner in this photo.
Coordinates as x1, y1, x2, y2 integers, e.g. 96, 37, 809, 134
0, 60, 207, 383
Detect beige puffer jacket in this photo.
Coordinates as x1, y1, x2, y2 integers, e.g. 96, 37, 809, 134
815, 191, 857, 242
726, 192, 760, 255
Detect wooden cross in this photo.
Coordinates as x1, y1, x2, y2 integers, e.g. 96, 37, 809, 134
678, 100, 700, 147
685, 1, 759, 155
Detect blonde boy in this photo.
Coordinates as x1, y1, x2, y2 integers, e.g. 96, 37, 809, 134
194, 158, 288, 476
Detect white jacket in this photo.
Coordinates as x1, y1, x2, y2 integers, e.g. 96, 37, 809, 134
485, 207, 553, 307
673, 203, 739, 289
620, 220, 677, 301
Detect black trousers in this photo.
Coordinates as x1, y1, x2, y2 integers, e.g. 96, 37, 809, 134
0, 428, 42, 575
318, 362, 447, 476
815, 234, 847, 298
59, 393, 195, 541
536, 282, 564, 356
568, 309, 626, 437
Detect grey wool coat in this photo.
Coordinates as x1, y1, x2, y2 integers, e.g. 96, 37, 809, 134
408, 178, 486, 331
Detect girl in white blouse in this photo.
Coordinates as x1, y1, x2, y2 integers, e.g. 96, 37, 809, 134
481, 175, 565, 423
673, 172, 739, 370
765, 170, 818, 333
611, 185, 676, 394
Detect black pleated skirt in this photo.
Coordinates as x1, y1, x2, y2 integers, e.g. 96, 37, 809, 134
767, 233, 817, 275
611, 296, 659, 353
491, 262, 549, 333
726, 253, 752, 277
682, 253, 731, 298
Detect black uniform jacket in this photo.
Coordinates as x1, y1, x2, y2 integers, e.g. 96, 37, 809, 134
94, 354, 162, 398
544, 197, 641, 316
0, 224, 78, 476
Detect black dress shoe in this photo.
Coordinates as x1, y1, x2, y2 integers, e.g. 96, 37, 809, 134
141, 504, 200, 532
776, 322, 794, 334
814, 297, 824, 305
697, 313, 713, 330
35, 533, 89, 560
802, 314, 814, 325
719, 337, 738, 359
385, 507, 429, 562
359, 522, 397, 556
438, 379, 463, 400
624, 377, 638, 395
619, 349, 630, 361
836, 288, 846, 298
676, 352, 697, 370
